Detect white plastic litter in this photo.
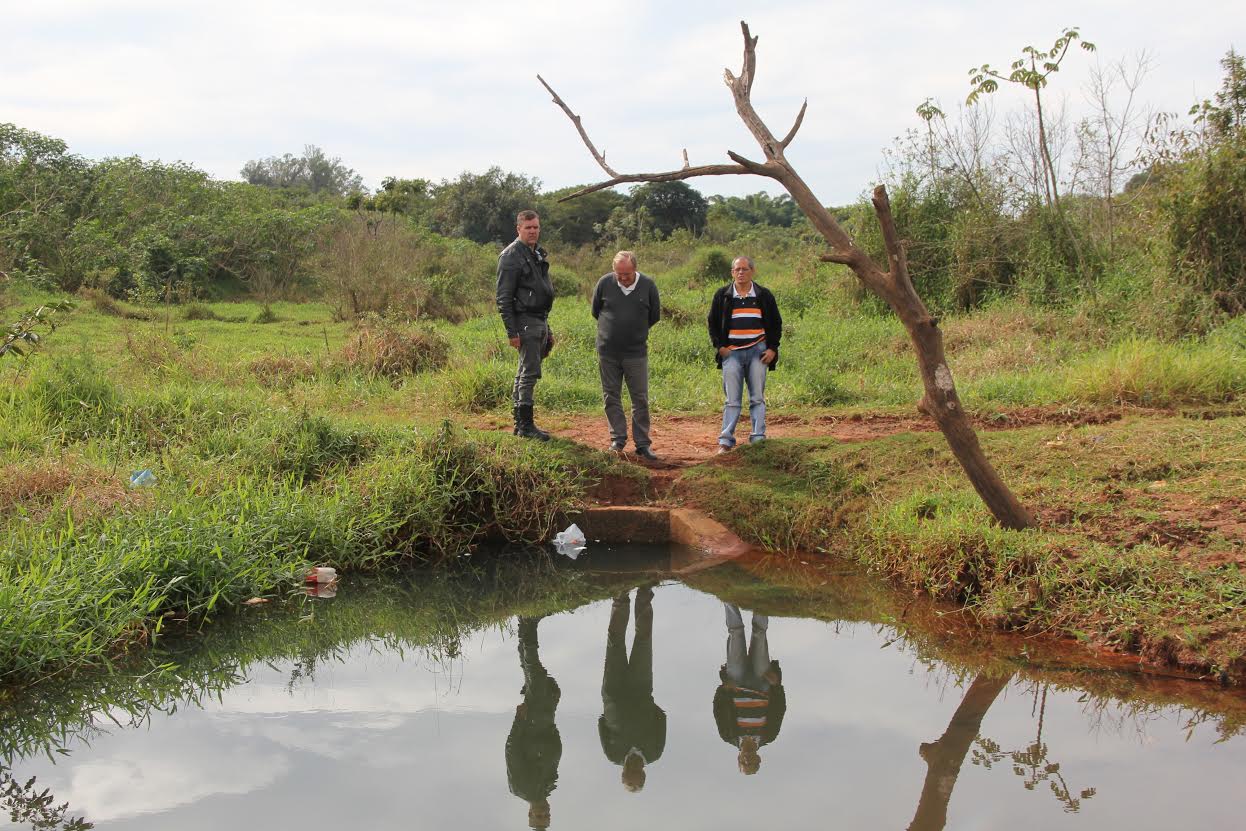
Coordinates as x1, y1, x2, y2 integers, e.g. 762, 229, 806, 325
128, 469, 157, 487
552, 523, 587, 559
304, 567, 339, 598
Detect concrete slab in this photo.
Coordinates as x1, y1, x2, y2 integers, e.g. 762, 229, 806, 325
566, 505, 754, 575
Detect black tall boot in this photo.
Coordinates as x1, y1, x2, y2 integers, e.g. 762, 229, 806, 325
515, 404, 550, 441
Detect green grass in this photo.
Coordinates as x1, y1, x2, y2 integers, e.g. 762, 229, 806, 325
674, 416, 1246, 677
0, 394, 625, 682
6, 259, 1244, 431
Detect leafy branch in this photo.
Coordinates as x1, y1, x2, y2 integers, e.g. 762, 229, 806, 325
1, 301, 73, 361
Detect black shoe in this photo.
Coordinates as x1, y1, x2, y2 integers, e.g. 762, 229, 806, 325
610, 440, 626, 452
515, 404, 550, 441
635, 446, 659, 461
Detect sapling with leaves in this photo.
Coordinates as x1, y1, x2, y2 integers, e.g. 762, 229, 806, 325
968, 27, 1096, 276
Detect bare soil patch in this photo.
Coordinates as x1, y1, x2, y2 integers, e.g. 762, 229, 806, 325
1071, 491, 1246, 570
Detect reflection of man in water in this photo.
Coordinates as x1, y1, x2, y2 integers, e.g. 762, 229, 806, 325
713, 602, 786, 775
506, 616, 562, 829
599, 585, 666, 792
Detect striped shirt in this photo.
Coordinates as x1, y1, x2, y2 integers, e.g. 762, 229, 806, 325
731, 687, 770, 740
727, 288, 765, 351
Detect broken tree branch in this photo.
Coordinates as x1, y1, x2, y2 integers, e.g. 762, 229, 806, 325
779, 99, 808, 150
537, 74, 619, 178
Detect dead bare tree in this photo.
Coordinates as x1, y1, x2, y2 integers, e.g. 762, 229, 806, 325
539, 21, 1034, 529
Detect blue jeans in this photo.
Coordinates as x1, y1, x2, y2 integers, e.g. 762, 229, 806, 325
719, 342, 768, 447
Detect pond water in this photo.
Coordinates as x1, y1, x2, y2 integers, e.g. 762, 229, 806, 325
2, 547, 1244, 830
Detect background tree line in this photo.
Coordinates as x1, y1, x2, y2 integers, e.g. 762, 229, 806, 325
1, 43, 1243, 333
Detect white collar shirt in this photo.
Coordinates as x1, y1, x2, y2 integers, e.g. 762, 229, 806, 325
616, 272, 640, 295
732, 282, 757, 299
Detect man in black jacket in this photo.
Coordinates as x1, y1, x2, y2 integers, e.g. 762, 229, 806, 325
506, 616, 562, 828
706, 256, 782, 452
497, 210, 555, 440
712, 602, 785, 776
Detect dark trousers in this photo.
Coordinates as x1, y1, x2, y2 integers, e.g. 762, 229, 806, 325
598, 351, 650, 448
513, 316, 548, 407
601, 588, 655, 737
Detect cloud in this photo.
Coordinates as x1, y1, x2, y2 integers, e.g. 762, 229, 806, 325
3, 0, 1241, 203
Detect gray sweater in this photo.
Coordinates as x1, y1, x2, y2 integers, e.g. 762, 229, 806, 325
591, 272, 661, 356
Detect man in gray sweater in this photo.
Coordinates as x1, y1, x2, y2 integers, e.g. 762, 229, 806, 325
591, 251, 661, 460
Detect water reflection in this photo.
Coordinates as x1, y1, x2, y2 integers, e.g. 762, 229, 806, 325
598, 585, 665, 792
714, 602, 785, 776
971, 684, 1097, 813
0, 766, 92, 831
506, 617, 562, 829
1, 558, 1244, 830
907, 672, 1011, 830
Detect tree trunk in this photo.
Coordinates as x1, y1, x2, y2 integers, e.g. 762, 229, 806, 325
755, 158, 1033, 528
1032, 77, 1087, 278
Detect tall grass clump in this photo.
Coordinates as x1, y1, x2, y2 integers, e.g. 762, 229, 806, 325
180, 302, 222, 321
1, 487, 313, 681
667, 246, 732, 287
861, 492, 1054, 608
253, 412, 374, 480
22, 352, 124, 441
437, 361, 513, 412
340, 318, 450, 379
1065, 337, 1246, 406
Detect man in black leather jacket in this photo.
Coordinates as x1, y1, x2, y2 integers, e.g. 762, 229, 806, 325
496, 209, 556, 440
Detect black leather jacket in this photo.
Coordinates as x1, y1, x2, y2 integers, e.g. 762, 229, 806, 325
496, 237, 554, 337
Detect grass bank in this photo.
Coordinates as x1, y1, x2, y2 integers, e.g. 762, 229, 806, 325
0, 362, 635, 683
674, 415, 1246, 680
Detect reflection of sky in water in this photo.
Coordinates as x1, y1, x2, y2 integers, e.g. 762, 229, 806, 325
5, 583, 1246, 830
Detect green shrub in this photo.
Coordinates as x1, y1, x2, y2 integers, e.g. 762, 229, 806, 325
1165, 133, 1246, 311
181, 302, 221, 321
317, 220, 495, 323
549, 264, 584, 299
676, 246, 733, 287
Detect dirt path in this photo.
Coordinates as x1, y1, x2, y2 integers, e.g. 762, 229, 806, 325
470, 404, 1143, 500
478, 404, 1132, 470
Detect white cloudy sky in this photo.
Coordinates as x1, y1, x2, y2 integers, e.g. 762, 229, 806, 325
3, 0, 1240, 203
